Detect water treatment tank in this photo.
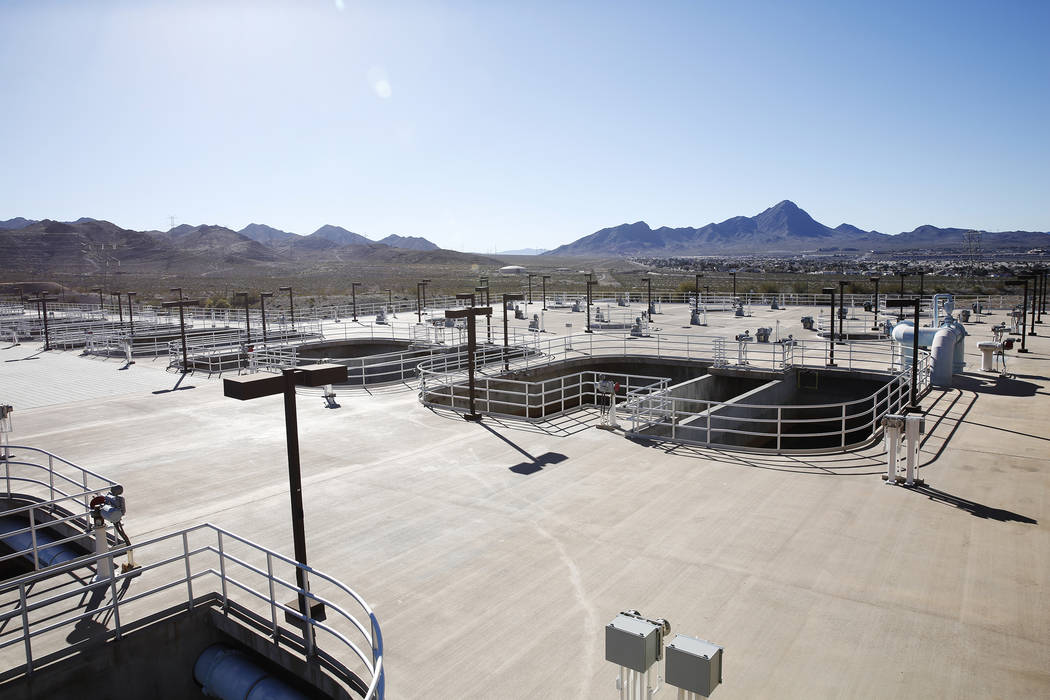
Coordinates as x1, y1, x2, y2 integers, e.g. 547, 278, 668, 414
194, 645, 311, 700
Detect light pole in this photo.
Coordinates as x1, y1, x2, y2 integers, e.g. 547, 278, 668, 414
502, 292, 525, 370
478, 278, 491, 342
886, 298, 923, 411
838, 280, 849, 339
223, 363, 349, 644
278, 286, 295, 327
112, 292, 124, 325
870, 277, 881, 330
822, 287, 836, 366
421, 279, 431, 314
25, 292, 51, 350
527, 273, 535, 306
1004, 279, 1030, 352
235, 291, 251, 342
1039, 269, 1048, 322
446, 305, 492, 421
1021, 274, 1037, 335
474, 286, 490, 342
126, 292, 136, 338
163, 288, 198, 373
541, 275, 550, 311
644, 276, 652, 321
350, 282, 361, 322
919, 268, 925, 298
91, 286, 104, 314
260, 292, 273, 342
586, 275, 596, 332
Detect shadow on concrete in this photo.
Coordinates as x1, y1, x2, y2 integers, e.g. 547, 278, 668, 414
952, 373, 1039, 397
65, 576, 134, 644
4, 349, 44, 362
634, 438, 888, 476
918, 389, 977, 468
152, 372, 196, 394
906, 484, 1037, 524
480, 423, 567, 475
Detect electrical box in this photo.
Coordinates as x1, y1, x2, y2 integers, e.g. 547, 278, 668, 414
665, 634, 723, 697
605, 614, 662, 673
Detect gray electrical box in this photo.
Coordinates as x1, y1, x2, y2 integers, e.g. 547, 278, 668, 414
605, 614, 662, 673
665, 634, 723, 696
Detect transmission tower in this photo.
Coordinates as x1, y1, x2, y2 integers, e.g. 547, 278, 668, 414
964, 230, 982, 277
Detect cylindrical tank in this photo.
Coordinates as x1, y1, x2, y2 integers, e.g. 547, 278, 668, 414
194, 645, 310, 700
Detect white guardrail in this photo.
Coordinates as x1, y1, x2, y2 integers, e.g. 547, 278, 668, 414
0, 523, 384, 698
418, 332, 932, 453
0, 293, 1026, 338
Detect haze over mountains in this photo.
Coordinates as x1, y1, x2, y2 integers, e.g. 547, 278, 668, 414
3, 201, 1049, 276
545, 201, 1050, 256
0, 218, 490, 275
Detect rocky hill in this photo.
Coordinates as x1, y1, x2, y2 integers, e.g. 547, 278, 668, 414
546, 201, 1050, 255
0, 218, 495, 275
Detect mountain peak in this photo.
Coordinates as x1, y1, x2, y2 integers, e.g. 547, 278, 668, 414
309, 224, 372, 247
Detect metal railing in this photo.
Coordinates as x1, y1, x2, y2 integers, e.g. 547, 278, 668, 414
422, 368, 670, 421
417, 330, 932, 451
1, 446, 117, 572
0, 523, 384, 698
625, 342, 931, 453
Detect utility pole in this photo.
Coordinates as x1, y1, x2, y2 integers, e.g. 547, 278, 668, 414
446, 305, 493, 421
163, 288, 199, 373
501, 293, 525, 370
279, 286, 295, 327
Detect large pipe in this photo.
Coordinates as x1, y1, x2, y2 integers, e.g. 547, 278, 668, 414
930, 325, 964, 388
194, 645, 310, 700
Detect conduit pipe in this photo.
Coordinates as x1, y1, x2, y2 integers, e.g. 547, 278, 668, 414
194, 645, 311, 700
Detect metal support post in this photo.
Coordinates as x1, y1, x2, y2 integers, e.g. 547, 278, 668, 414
281, 368, 312, 639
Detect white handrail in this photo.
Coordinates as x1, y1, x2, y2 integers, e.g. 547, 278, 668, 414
0, 522, 384, 698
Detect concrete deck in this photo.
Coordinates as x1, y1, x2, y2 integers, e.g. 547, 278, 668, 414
1, 302, 1047, 698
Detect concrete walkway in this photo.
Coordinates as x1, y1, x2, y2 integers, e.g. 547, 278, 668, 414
1, 303, 1047, 699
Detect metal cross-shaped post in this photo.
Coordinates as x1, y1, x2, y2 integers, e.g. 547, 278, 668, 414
501, 293, 525, 370
163, 289, 200, 373
446, 305, 493, 421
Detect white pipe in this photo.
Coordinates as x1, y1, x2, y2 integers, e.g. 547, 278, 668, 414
92, 522, 112, 581
905, 415, 920, 486
886, 423, 901, 484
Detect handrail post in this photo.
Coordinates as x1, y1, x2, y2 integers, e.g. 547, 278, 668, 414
218, 531, 229, 612
777, 407, 782, 453
183, 531, 194, 611
267, 552, 279, 642
841, 403, 847, 450
29, 508, 39, 570
19, 581, 32, 674
109, 555, 123, 638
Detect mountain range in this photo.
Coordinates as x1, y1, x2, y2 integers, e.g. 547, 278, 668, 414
544, 201, 1050, 256
0, 218, 491, 276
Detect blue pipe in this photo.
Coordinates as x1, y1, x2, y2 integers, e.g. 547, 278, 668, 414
0, 515, 84, 567
194, 645, 311, 700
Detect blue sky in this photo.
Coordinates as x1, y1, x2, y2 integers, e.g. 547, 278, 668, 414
1, 0, 1047, 251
